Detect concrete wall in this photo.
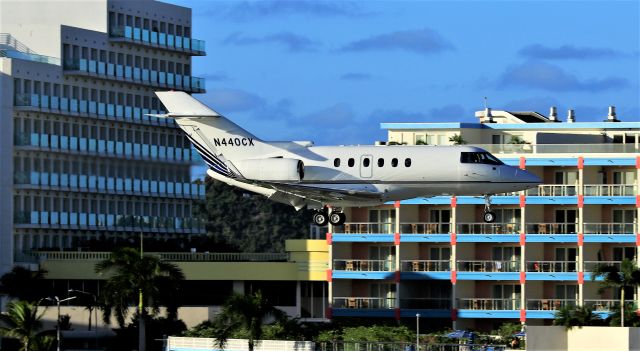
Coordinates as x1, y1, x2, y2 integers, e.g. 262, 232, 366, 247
528, 326, 640, 351
0, 60, 14, 275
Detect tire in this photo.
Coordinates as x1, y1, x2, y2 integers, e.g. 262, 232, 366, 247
313, 212, 329, 226
336, 212, 347, 226
329, 212, 347, 226
483, 211, 496, 223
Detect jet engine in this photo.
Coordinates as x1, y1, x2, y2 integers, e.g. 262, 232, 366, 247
237, 158, 304, 182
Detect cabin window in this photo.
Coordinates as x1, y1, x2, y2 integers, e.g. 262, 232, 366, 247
348, 158, 355, 167
363, 158, 370, 167
334, 158, 340, 167
460, 152, 503, 165
391, 158, 398, 167
378, 158, 384, 167
405, 158, 411, 167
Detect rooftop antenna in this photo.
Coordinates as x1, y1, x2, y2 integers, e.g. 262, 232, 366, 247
483, 97, 488, 109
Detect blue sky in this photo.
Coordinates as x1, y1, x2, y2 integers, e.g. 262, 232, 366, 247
167, 0, 639, 148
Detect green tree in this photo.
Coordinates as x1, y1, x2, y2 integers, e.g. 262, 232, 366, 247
448, 134, 467, 145
213, 291, 286, 351
0, 300, 53, 351
0, 267, 47, 302
553, 305, 602, 329
507, 135, 529, 144
95, 247, 185, 351
591, 259, 640, 327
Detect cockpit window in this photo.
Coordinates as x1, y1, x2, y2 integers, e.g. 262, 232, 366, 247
460, 152, 504, 165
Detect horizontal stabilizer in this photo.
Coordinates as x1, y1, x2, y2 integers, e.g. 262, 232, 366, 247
156, 91, 221, 117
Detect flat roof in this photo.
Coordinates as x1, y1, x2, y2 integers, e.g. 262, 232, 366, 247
381, 122, 640, 131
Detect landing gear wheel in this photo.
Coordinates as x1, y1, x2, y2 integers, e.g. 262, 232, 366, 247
484, 211, 496, 223
329, 212, 347, 226
313, 212, 329, 226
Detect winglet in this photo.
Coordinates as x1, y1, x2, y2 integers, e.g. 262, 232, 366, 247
155, 91, 221, 117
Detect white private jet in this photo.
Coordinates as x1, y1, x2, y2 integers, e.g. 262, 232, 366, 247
154, 91, 541, 226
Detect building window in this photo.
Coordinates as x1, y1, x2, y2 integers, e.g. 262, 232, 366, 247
348, 158, 355, 167
391, 158, 398, 167
405, 158, 411, 167
378, 158, 384, 167
333, 158, 340, 167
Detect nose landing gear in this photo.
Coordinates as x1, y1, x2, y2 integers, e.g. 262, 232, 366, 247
483, 194, 496, 223
312, 207, 346, 226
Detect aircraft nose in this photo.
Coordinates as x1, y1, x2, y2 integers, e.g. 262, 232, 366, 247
515, 168, 542, 185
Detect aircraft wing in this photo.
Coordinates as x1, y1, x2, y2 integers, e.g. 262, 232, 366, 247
263, 181, 385, 204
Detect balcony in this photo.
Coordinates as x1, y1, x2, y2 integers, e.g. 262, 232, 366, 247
400, 298, 450, 309
14, 132, 197, 164
13, 171, 205, 199
583, 261, 621, 271
474, 143, 639, 154
333, 297, 395, 309
62, 58, 205, 93
584, 223, 636, 235
109, 25, 205, 55
583, 299, 619, 312
401, 260, 450, 272
584, 184, 636, 196
14, 93, 173, 127
457, 260, 519, 272
400, 222, 451, 234
528, 184, 577, 196
526, 299, 576, 311
456, 222, 520, 235
525, 223, 577, 234
458, 298, 520, 310
526, 261, 576, 272
333, 259, 395, 271
13, 211, 205, 234
341, 222, 394, 234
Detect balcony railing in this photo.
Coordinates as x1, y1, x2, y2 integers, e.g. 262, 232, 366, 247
456, 222, 520, 235
333, 297, 395, 309
474, 143, 639, 154
457, 260, 519, 272
526, 260, 577, 272
109, 25, 205, 55
342, 222, 394, 234
583, 261, 621, 271
525, 223, 577, 234
333, 259, 395, 271
583, 299, 620, 312
530, 184, 577, 196
14, 171, 205, 198
62, 58, 205, 93
526, 299, 577, 310
14, 93, 173, 127
584, 184, 636, 196
400, 298, 450, 309
458, 298, 520, 310
13, 131, 197, 164
401, 260, 450, 272
13, 211, 205, 232
584, 223, 636, 235
400, 222, 451, 234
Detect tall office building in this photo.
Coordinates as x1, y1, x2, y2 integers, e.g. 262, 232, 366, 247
0, 0, 206, 275
326, 108, 640, 329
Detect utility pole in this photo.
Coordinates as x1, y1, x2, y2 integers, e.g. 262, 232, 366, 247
47, 296, 77, 351
139, 231, 145, 351
416, 313, 420, 351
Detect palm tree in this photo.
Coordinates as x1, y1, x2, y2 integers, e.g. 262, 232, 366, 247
448, 134, 467, 145
591, 258, 640, 327
0, 300, 52, 351
553, 305, 601, 329
214, 291, 286, 351
95, 247, 185, 351
0, 267, 47, 302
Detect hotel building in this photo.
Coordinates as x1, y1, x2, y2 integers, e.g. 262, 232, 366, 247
0, 0, 206, 275
327, 108, 640, 329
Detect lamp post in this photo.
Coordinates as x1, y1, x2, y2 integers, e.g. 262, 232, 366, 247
416, 313, 420, 351
47, 295, 77, 351
68, 289, 97, 331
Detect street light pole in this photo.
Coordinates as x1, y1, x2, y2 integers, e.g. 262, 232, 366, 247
68, 289, 97, 331
47, 296, 77, 351
416, 313, 420, 351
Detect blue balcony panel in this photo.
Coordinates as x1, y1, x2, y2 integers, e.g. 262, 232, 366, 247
584, 234, 636, 243
400, 309, 450, 318
332, 271, 395, 280
525, 235, 577, 243
401, 234, 450, 242
501, 157, 637, 167
401, 272, 450, 280
457, 272, 521, 281
331, 234, 394, 243
457, 310, 520, 319
525, 196, 577, 205
332, 309, 395, 318
583, 196, 636, 205
524, 272, 577, 281
458, 234, 520, 243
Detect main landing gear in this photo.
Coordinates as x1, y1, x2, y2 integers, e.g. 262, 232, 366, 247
312, 207, 346, 226
483, 194, 496, 223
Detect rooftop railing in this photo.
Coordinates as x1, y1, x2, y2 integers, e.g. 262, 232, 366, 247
27, 251, 288, 262
474, 143, 639, 154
